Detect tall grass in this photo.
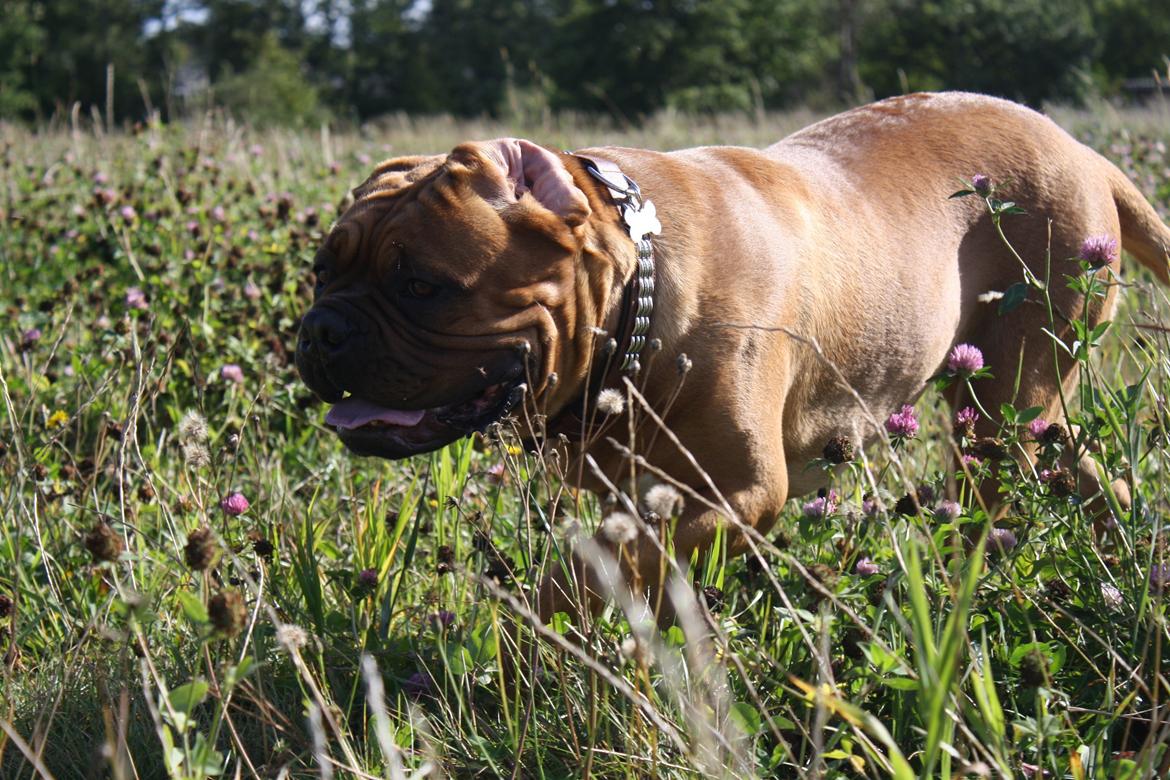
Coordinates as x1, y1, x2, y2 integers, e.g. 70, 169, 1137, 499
1, 104, 1169, 778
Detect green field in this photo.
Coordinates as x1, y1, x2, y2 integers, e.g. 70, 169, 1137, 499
3, 103, 1170, 778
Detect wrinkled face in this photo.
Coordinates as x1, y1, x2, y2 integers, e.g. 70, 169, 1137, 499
296, 140, 599, 458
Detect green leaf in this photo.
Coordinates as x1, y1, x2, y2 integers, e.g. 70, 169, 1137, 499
1016, 405, 1044, 424
998, 282, 1030, 314
549, 611, 571, 635
177, 591, 208, 626
169, 679, 210, 715
730, 701, 762, 734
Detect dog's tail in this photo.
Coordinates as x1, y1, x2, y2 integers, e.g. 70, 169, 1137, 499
1107, 163, 1170, 285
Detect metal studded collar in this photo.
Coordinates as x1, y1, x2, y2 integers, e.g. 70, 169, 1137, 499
574, 154, 660, 374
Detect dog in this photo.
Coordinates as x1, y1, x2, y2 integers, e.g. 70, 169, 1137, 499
296, 91, 1170, 622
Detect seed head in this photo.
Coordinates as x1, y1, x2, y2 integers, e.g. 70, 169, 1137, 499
178, 410, 208, 443
1018, 650, 1047, 688
276, 623, 308, 651
85, 522, 124, 563
676, 353, 692, 375
822, 435, 855, 464
184, 526, 220, 571
1042, 468, 1077, 498
644, 483, 684, 519
208, 590, 247, 636
601, 511, 639, 545
595, 388, 624, 416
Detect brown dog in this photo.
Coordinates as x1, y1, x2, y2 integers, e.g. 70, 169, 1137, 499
296, 92, 1170, 621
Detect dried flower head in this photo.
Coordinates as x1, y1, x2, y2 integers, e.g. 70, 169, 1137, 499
644, 483, 684, 519
1039, 423, 1065, 446
595, 388, 624, 416
700, 584, 725, 613
601, 511, 639, 545
178, 410, 208, 443
1041, 468, 1077, 498
208, 589, 247, 636
220, 492, 249, 516
1078, 234, 1118, 269
355, 568, 378, 595
946, 343, 984, 376
85, 522, 124, 563
0, 593, 13, 619
184, 526, 220, 571
884, 404, 919, 439
822, 435, 855, 464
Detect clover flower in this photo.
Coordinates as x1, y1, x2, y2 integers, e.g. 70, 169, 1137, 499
987, 527, 1017, 555
884, 404, 919, 439
822, 435, 855, 464
1150, 563, 1170, 594
119, 205, 137, 221
1079, 235, 1118, 269
1028, 418, 1049, 438
855, 557, 880, 576
954, 406, 979, 438
220, 491, 250, 516
934, 500, 962, 523
184, 526, 220, 571
220, 364, 245, 384
802, 490, 839, 520
947, 344, 984, 376
1101, 583, 1123, 611
971, 174, 992, 196
208, 590, 246, 636
125, 287, 149, 311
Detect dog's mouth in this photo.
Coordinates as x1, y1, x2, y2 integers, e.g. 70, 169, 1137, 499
323, 375, 527, 459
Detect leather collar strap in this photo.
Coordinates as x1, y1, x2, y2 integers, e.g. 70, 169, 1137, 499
574, 153, 660, 374
540, 153, 659, 442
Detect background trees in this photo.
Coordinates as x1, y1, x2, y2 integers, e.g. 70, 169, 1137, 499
1, 0, 1167, 125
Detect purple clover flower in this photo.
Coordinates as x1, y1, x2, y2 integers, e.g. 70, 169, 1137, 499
987, 527, 1017, 555
884, 405, 919, 439
971, 174, 992, 196
947, 343, 984, 376
119, 205, 137, 221
429, 610, 456, 629
934, 500, 962, 523
1150, 563, 1170, 594
357, 568, 378, 591
220, 364, 245, 384
20, 328, 42, 348
1028, 418, 1049, 438
802, 490, 839, 519
220, 492, 250, 516
243, 280, 262, 300
955, 407, 979, 429
1079, 235, 1118, 268
854, 557, 879, 576
403, 671, 432, 698
125, 287, 149, 311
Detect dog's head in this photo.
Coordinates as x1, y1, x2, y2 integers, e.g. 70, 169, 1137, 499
296, 139, 626, 458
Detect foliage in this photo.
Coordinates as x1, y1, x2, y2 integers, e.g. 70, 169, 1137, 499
1, 0, 1169, 124
1, 108, 1170, 777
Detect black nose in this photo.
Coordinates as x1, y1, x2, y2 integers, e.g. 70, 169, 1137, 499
299, 308, 353, 356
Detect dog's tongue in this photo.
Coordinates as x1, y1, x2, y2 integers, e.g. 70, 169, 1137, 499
325, 398, 426, 430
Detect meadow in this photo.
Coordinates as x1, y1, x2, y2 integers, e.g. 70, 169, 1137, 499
2, 100, 1170, 779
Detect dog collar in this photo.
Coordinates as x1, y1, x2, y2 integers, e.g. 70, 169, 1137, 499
575, 154, 660, 374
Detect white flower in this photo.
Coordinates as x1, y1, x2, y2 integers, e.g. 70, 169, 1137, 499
600, 511, 639, 545
596, 388, 625, 416
644, 483, 684, 518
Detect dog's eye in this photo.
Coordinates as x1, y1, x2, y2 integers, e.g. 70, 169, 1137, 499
404, 278, 439, 299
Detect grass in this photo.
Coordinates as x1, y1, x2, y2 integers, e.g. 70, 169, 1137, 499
1, 103, 1170, 779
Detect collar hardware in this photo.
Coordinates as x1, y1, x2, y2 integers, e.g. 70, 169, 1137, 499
576, 154, 660, 373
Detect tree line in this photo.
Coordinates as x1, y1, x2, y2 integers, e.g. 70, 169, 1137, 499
2, 0, 1168, 125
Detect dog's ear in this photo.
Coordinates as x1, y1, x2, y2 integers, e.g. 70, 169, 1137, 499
457, 138, 591, 227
